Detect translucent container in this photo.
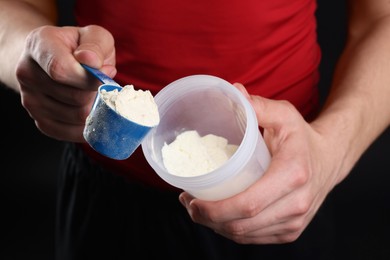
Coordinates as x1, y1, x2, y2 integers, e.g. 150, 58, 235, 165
142, 75, 271, 200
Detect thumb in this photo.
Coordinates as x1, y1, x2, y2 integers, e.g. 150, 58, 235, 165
250, 95, 302, 130
232, 82, 298, 129
73, 25, 116, 77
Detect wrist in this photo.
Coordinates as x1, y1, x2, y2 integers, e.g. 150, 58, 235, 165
310, 101, 366, 184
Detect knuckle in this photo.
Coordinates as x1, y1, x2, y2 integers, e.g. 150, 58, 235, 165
67, 88, 83, 105
15, 61, 29, 83
85, 24, 114, 42
240, 200, 261, 218
277, 100, 294, 114
20, 94, 36, 112
69, 89, 95, 106
76, 105, 91, 124
47, 56, 67, 83
286, 219, 306, 233
24, 27, 40, 50
294, 198, 311, 215
277, 100, 302, 123
279, 232, 301, 243
290, 167, 309, 188
204, 210, 220, 224
26, 26, 54, 53
279, 100, 297, 115
224, 221, 247, 237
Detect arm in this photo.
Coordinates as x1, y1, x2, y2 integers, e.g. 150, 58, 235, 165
0, 0, 57, 90
312, 0, 390, 183
179, 0, 390, 244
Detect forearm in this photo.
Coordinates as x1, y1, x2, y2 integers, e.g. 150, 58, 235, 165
312, 15, 390, 184
0, 0, 57, 91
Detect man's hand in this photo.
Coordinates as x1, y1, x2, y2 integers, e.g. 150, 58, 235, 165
15, 25, 116, 142
179, 83, 341, 244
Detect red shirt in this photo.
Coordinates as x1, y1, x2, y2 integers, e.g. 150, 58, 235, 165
74, 0, 321, 190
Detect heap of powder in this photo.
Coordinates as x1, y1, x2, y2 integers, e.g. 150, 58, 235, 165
100, 85, 160, 127
162, 130, 238, 177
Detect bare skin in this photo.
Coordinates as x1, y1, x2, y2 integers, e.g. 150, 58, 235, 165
1, 0, 389, 245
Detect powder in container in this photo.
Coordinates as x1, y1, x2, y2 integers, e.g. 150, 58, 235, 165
162, 130, 238, 177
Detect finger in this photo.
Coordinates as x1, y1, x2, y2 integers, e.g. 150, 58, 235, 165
185, 149, 309, 224
220, 206, 312, 245
21, 88, 92, 125
74, 25, 116, 78
218, 185, 327, 244
218, 188, 313, 236
34, 117, 86, 143
20, 89, 91, 143
18, 60, 97, 107
20, 87, 86, 142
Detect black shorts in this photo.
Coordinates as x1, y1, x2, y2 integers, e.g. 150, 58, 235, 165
55, 143, 335, 260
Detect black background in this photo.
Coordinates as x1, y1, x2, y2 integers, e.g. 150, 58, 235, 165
1, 1, 389, 259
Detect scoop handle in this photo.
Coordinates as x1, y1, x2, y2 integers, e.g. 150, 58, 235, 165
81, 63, 121, 87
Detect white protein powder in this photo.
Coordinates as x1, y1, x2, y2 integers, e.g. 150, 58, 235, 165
100, 85, 160, 126
162, 130, 238, 177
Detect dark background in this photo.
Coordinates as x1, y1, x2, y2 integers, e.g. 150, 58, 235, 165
1, 1, 389, 259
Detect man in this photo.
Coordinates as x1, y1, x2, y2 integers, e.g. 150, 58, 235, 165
1, 0, 389, 259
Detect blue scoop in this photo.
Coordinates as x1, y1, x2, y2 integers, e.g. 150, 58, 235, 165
81, 64, 156, 160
